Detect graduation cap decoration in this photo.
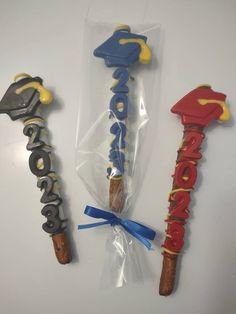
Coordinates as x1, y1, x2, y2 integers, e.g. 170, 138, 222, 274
0, 74, 52, 120
94, 24, 151, 67
171, 85, 229, 126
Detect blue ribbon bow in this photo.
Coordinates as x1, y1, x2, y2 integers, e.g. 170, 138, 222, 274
78, 206, 156, 250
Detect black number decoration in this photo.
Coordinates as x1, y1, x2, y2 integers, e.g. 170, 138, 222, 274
37, 175, 61, 204
41, 204, 63, 234
24, 118, 64, 235
29, 149, 51, 177
23, 123, 44, 150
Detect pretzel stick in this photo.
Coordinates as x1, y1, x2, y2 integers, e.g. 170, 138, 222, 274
109, 176, 124, 212
159, 85, 230, 295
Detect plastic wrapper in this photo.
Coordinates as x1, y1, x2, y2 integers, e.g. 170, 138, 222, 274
76, 21, 161, 287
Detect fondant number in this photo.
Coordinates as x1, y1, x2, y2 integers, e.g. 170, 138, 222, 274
169, 191, 190, 219
110, 122, 126, 149
37, 176, 60, 204
29, 149, 51, 177
23, 123, 44, 150
109, 93, 128, 120
174, 161, 197, 189
109, 149, 125, 174
41, 204, 62, 234
111, 68, 129, 93
164, 221, 185, 252
180, 131, 204, 160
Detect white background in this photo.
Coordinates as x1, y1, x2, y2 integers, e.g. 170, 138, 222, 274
0, 0, 235, 313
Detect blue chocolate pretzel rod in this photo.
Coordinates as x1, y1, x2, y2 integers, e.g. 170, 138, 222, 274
94, 25, 151, 213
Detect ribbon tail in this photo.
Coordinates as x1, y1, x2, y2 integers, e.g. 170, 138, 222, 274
78, 220, 111, 230
84, 206, 117, 220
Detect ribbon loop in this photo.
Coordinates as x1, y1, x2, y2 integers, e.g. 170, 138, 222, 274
78, 206, 156, 250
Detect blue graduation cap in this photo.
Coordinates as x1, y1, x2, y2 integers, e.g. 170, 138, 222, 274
94, 25, 151, 67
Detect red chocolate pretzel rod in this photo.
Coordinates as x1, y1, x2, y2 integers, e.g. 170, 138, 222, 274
159, 85, 230, 295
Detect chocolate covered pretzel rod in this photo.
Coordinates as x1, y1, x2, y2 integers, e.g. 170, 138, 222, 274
159, 85, 230, 295
94, 25, 151, 212
0, 73, 71, 264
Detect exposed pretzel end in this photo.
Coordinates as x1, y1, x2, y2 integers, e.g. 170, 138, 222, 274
109, 176, 124, 213
52, 232, 72, 264
159, 255, 178, 296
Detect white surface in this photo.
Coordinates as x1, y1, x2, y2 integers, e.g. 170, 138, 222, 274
0, 0, 235, 314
